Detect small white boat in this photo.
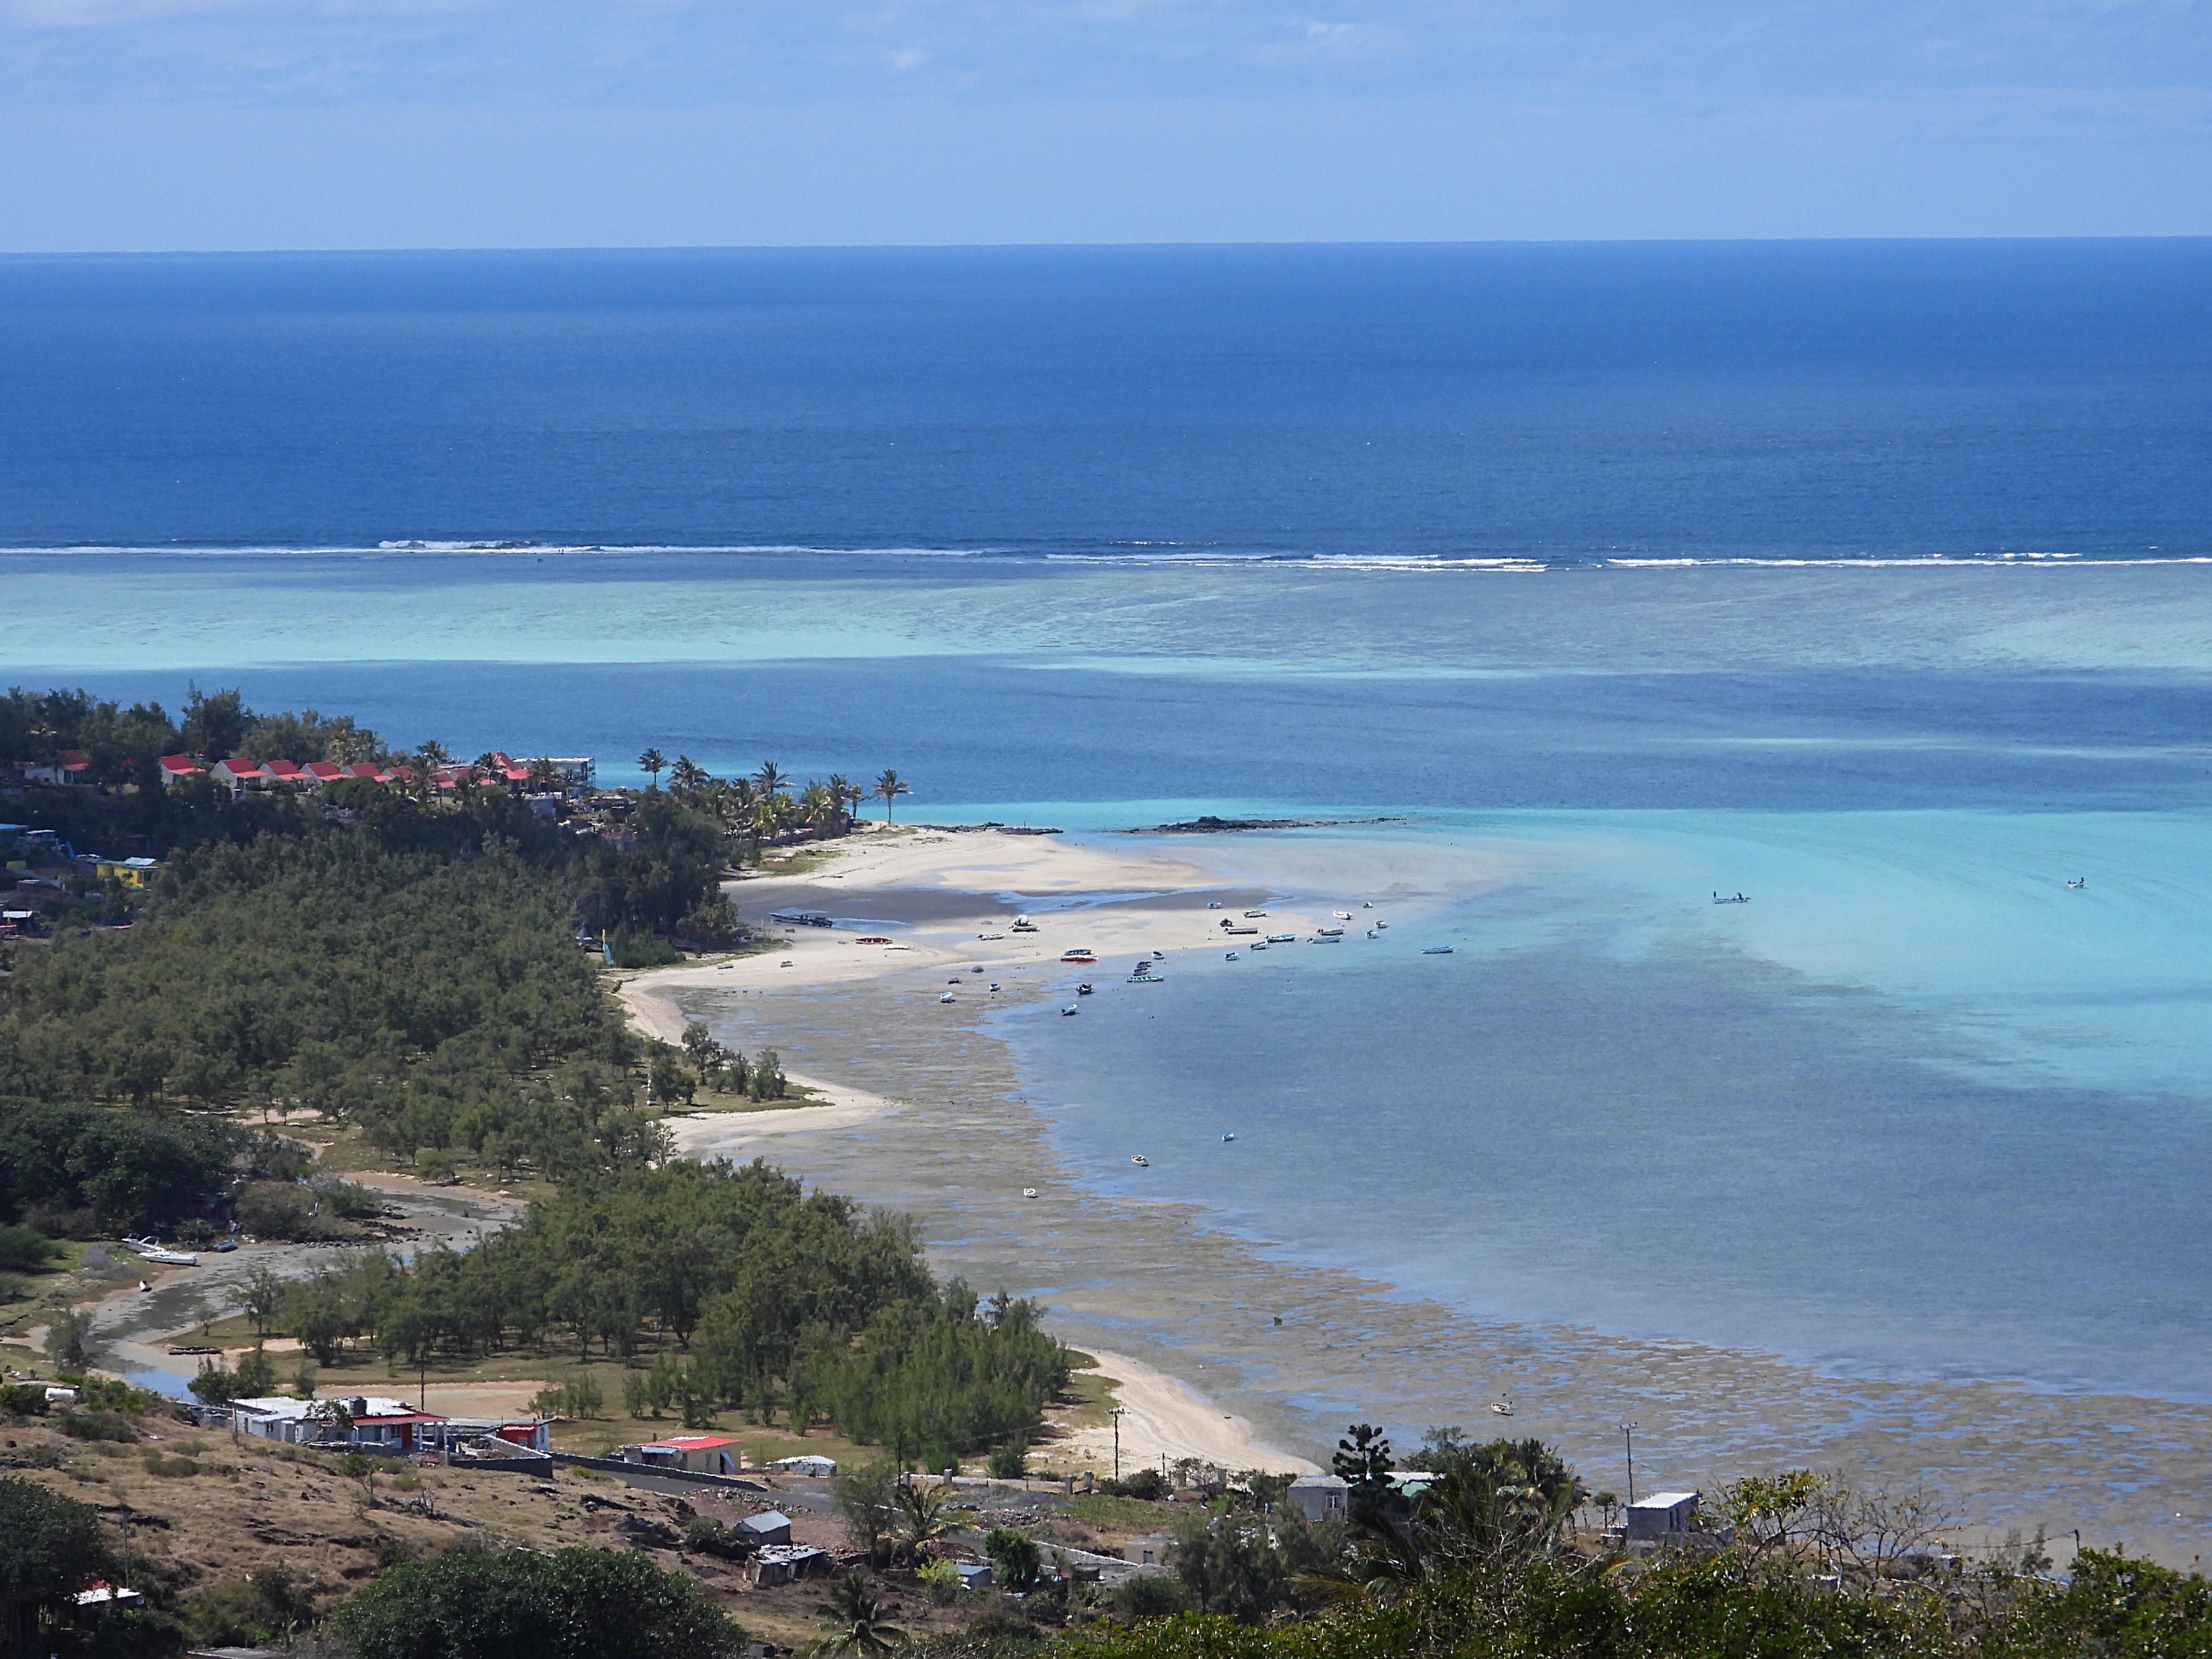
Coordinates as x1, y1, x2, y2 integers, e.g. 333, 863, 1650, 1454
1062, 1004, 1078, 1015
1224, 950, 1240, 960
1222, 1132, 1235, 1142
1128, 972, 1164, 983
1130, 1155, 1149, 1168
1208, 901, 1222, 909
1023, 1187, 1039, 1198
1316, 926, 1344, 937
1366, 929, 1380, 939
1077, 983, 1095, 994
989, 982, 1000, 991
1713, 891, 1750, 905
978, 931, 1005, 940
124, 1237, 199, 1267
1267, 933, 1296, 943
1374, 920, 1387, 929
1362, 901, 1373, 909
939, 992, 956, 1003
1243, 909, 1268, 918
1492, 1399, 1514, 1417
1250, 941, 1268, 950
1334, 910, 1353, 920
2066, 878, 2087, 889
1422, 945, 1454, 955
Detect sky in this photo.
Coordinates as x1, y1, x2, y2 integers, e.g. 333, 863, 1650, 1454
0, 0, 2207, 249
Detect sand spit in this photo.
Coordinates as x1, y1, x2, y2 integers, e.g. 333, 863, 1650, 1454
622, 827, 2212, 1567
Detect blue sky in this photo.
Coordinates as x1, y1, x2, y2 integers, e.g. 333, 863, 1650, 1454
0, 0, 2207, 248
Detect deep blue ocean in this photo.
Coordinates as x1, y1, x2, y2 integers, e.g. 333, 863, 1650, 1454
5, 241, 2212, 1400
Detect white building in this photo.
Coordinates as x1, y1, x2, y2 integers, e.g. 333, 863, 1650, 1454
1626, 1490, 1703, 1541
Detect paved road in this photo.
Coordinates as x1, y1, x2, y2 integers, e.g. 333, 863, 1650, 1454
80, 1181, 516, 1394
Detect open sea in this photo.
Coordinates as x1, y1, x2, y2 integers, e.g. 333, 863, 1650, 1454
5, 240, 2212, 1402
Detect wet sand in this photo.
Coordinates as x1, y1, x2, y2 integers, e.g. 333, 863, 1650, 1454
638, 830, 2212, 1567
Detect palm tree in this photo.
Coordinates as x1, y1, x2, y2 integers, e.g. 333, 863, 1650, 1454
873, 769, 912, 824
754, 760, 787, 800
637, 748, 665, 790
810, 1573, 905, 1656
527, 756, 560, 792
669, 756, 710, 793
798, 781, 836, 830
893, 1479, 954, 1565
825, 773, 855, 832
415, 738, 452, 773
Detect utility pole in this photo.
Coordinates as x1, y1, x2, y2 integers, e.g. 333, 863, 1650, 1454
1111, 1406, 1128, 1481
1621, 1422, 1638, 1507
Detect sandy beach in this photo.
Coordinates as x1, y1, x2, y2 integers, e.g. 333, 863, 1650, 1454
618, 824, 2212, 1566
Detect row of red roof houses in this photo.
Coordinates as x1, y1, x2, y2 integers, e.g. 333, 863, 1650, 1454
156, 751, 545, 792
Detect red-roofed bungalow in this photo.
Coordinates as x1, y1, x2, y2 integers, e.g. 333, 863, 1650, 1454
304, 760, 345, 784
156, 755, 202, 790
343, 763, 383, 780
264, 759, 308, 786
211, 758, 268, 792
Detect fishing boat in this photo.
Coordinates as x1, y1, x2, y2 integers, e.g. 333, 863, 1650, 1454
1422, 945, 1454, 955
1316, 925, 1344, 937
1207, 901, 1223, 909
1334, 910, 1353, 920
939, 992, 956, 1003
1266, 933, 1296, 943
2066, 878, 2087, 889
1243, 909, 1269, 918
1077, 983, 1095, 994
1224, 950, 1240, 960
1250, 941, 1268, 950
1225, 925, 1258, 935
1062, 1004, 1079, 1015
1061, 949, 1097, 963
1128, 971, 1164, 983
1130, 1155, 1149, 1168
1222, 1132, 1235, 1142
1491, 1399, 1515, 1417
1713, 891, 1750, 904
1366, 929, 1380, 939
1023, 1188, 1039, 1199
1374, 920, 1388, 929
988, 982, 1000, 991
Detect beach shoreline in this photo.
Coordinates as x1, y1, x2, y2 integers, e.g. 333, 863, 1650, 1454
619, 825, 2212, 1566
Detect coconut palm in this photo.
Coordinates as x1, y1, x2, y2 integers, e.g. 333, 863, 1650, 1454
637, 748, 665, 790
527, 756, 560, 792
754, 760, 788, 800
798, 781, 836, 830
810, 1573, 905, 1656
416, 738, 453, 773
669, 755, 710, 792
873, 769, 911, 823
825, 773, 856, 831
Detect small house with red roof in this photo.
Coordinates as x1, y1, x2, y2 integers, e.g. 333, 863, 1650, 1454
262, 759, 308, 787
210, 758, 269, 792
156, 754, 203, 790
621, 1433, 743, 1475
303, 760, 346, 785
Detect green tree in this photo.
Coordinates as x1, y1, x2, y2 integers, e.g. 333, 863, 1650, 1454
637, 750, 666, 790
43, 1307, 94, 1370
872, 769, 911, 824
811, 1572, 905, 1656
832, 1460, 903, 1568
984, 1529, 1042, 1593
0, 1475, 112, 1659
337, 1546, 742, 1659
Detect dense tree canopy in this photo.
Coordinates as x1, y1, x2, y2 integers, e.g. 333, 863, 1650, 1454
276, 1162, 1070, 1464
0, 1476, 110, 1659
335, 1547, 742, 1659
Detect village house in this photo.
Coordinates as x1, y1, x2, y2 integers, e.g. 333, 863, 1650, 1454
620, 1433, 743, 1475
1626, 1490, 1704, 1542
226, 1395, 447, 1453
209, 757, 269, 793
156, 754, 203, 788
1286, 1473, 1350, 1523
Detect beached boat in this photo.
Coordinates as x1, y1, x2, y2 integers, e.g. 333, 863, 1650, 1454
1422, 945, 1454, 954
1062, 1004, 1079, 1015
1128, 972, 1164, 983
1130, 1155, 1149, 1168
977, 932, 1005, 940
939, 992, 956, 1003
1250, 941, 1268, 950
1023, 1187, 1039, 1198
858, 935, 893, 944
1224, 925, 1258, 935
770, 909, 833, 927
124, 1237, 198, 1266
1077, 983, 1095, 994
1243, 909, 1268, 918
1374, 920, 1387, 929
1010, 914, 1038, 932
1266, 933, 1296, 943
1334, 910, 1353, 920
1208, 901, 1222, 909
1224, 951, 1240, 960
1491, 1399, 1514, 1416
1061, 949, 1097, 962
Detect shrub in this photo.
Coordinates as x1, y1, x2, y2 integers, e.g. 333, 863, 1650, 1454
231, 1183, 328, 1241
608, 930, 682, 969
142, 1452, 200, 1477
58, 1410, 138, 1443
1099, 1469, 1165, 1501
0, 1383, 49, 1416
984, 1529, 1042, 1593
1107, 1575, 1191, 1620
0, 1225, 60, 1274
986, 1441, 1028, 1481
317, 1180, 386, 1220
918, 1559, 962, 1605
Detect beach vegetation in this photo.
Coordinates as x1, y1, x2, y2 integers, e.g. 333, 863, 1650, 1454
812, 1570, 907, 1657
0, 1475, 112, 1659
